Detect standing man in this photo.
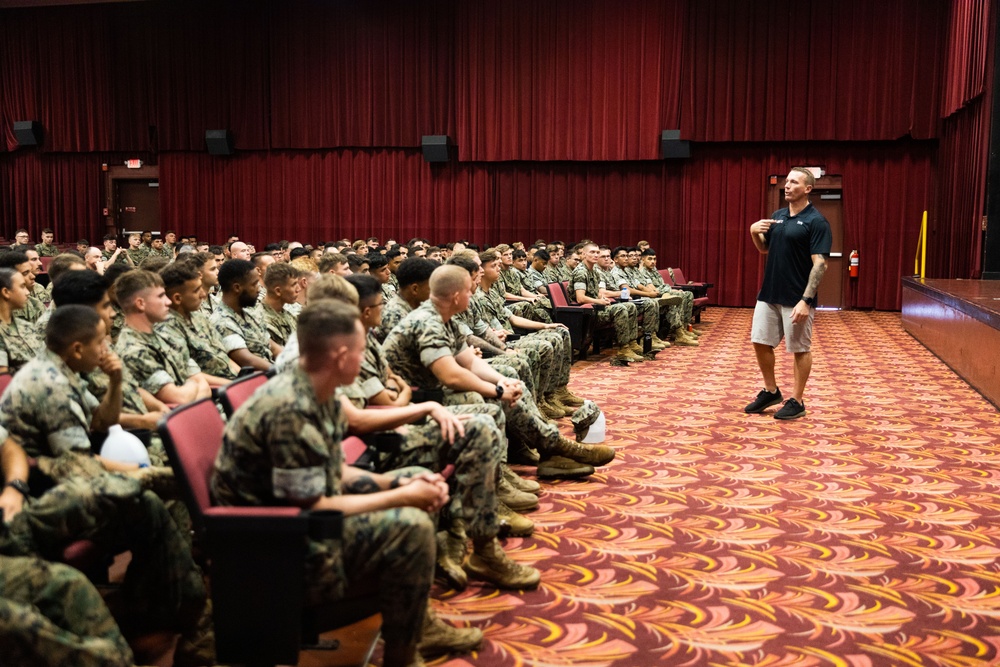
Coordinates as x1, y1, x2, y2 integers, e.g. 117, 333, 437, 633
745, 167, 832, 420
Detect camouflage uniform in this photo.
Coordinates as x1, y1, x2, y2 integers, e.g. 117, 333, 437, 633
341, 376, 504, 541
524, 266, 549, 295
571, 263, 639, 346
0, 316, 43, 373
608, 265, 664, 335
211, 367, 434, 649
149, 246, 173, 261
383, 301, 563, 455
453, 292, 539, 397
0, 555, 134, 667
31, 281, 51, 308
476, 285, 572, 395
109, 303, 125, 346
101, 249, 130, 267
0, 348, 100, 459
115, 326, 199, 398
210, 300, 274, 364
541, 264, 563, 285
156, 310, 237, 380
199, 291, 219, 317
13, 294, 46, 324
0, 473, 213, 665
373, 294, 412, 344
34, 242, 60, 257
641, 265, 695, 324
128, 245, 151, 266
504, 265, 551, 311
381, 281, 397, 303
260, 302, 297, 348
555, 260, 573, 282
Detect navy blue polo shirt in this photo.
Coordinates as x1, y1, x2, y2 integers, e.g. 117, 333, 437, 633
757, 203, 832, 307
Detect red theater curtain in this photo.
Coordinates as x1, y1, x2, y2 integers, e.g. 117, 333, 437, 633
455, 0, 685, 161
268, 1, 455, 149
681, 0, 945, 142
942, 0, 991, 116
0, 151, 147, 242
159, 150, 491, 245
148, 2, 271, 151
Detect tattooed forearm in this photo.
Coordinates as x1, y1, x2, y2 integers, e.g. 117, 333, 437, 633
344, 475, 381, 494
803, 259, 827, 298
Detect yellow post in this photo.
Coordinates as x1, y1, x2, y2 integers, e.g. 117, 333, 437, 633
920, 210, 927, 279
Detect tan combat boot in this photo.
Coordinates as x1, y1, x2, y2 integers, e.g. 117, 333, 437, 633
465, 538, 541, 590
418, 604, 483, 658
497, 501, 535, 537
502, 463, 541, 495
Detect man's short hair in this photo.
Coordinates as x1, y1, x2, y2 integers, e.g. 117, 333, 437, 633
445, 253, 477, 276
51, 270, 108, 307
385, 248, 402, 261
11, 244, 32, 254
218, 259, 257, 292
0, 251, 28, 270
512, 249, 527, 260
41, 228, 53, 235
139, 256, 170, 272
396, 257, 437, 289
366, 253, 388, 271
478, 249, 499, 265
533, 248, 550, 262
318, 254, 349, 273
297, 300, 361, 361
209, 245, 224, 255
641, 248, 657, 257
103, 233, 116, 242
790, 166, 816, 187
494, 244, 511, 254
47, 305, 102, 353
344, 274, 381, 305
307, 274, 359, 305
160, 261, 202, 295
187, 251, 216, 270
114, 270, 164, 312
289, 257, 318, 274
289, 247, 310, 261
347, 254, 369, 271
0, 267, 17, 292
103, 264, 133, 290
48, 252, 87, 282
263, 262, 300, 291
430, 265, 470, 299
612, 245, 628, 259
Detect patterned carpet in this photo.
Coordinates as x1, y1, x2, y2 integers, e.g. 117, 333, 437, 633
429, 308, 1000, 667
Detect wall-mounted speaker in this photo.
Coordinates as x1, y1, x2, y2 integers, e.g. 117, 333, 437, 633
205, 129, 235, 156
422, 135, 450, 163
14, 121, 43, 147
660, 129, 690, 159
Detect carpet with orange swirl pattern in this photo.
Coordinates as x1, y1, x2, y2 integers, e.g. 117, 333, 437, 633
427, 308, 1000, 667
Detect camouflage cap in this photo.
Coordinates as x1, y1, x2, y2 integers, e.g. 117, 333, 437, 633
571, 400, 601, 435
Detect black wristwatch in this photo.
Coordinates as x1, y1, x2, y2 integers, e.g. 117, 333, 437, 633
5, 479, 29, 497
802, 296, 816, 307
495, 383, 504, 400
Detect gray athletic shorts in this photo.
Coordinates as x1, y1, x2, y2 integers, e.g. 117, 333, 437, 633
750, 301, 815, 353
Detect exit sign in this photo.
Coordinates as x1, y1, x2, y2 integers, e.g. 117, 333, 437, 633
126, 159, 142, 169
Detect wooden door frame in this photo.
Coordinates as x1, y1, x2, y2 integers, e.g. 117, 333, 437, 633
104, 165, 159, 238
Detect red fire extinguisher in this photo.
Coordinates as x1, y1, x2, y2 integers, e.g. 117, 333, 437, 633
849, 250, 859, 278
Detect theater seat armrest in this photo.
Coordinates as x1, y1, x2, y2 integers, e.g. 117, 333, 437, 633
203, 506, 309, 534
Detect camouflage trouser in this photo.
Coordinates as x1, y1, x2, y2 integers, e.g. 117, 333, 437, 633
443, 386, 560, 454
487, 352, 536, 396
0, 474, 211, 661
509, 336, 555, 394
659, 286, 694, 323
306, 502, 434, 650
657, 298, 685, 332
597, 301, 638, 346
631, 298, 658, 335
377, 412, 504, 540
528, 327, 572, 387
0, 555, 134, 667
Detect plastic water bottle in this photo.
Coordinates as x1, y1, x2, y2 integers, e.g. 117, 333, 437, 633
100, 424, 151, 466
620, 285, 630, 300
